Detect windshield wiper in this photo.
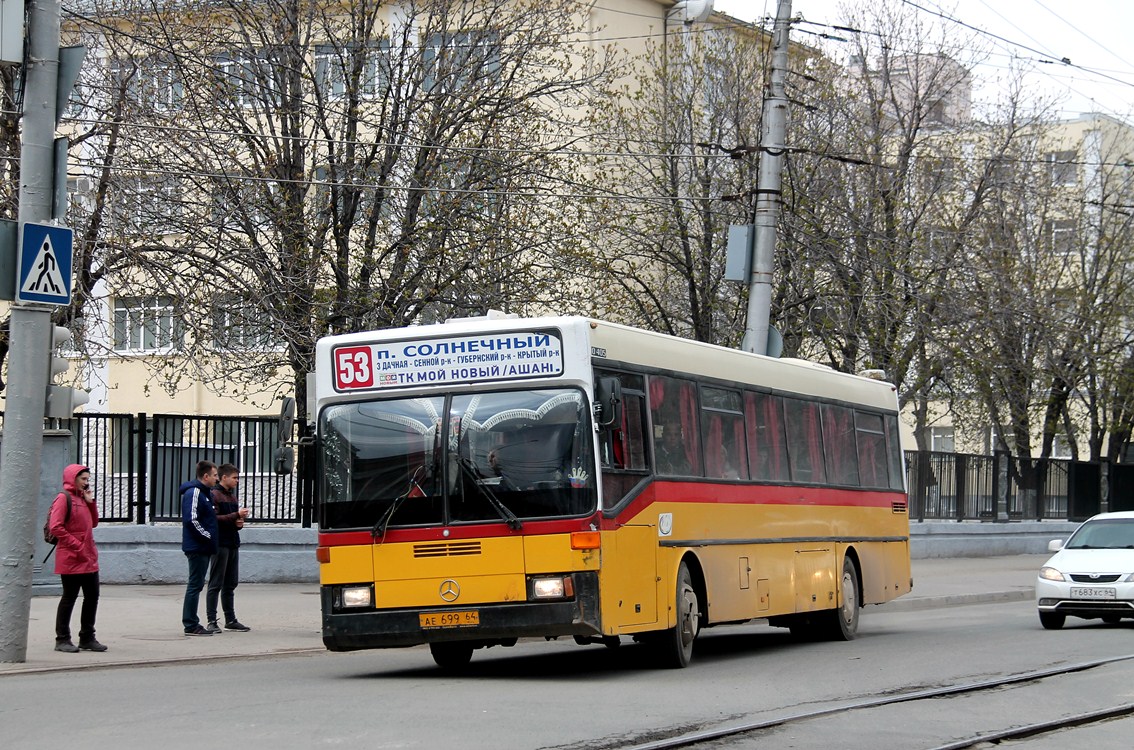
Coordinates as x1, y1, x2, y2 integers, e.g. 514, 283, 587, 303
457, 456, 522, 530
371, 467, 426, 538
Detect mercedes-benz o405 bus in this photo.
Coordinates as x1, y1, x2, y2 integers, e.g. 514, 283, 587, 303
311, 315, 911, 668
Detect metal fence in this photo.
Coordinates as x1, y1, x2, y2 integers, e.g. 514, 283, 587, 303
54, 412, 312, 526
905, 450, 1132, 522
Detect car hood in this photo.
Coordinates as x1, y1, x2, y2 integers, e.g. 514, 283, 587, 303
1044, 548, 1134, 574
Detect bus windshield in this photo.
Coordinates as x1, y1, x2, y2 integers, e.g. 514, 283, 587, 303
319, 388, 597, 530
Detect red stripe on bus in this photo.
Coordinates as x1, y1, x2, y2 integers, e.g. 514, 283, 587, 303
318, 515, 601, 547
601, 482, 905, 529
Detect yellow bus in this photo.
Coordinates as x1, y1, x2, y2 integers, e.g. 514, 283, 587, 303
312, 314, 911, 668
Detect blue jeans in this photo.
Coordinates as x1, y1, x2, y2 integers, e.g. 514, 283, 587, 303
206, 546, 239, 624
182, 552, 211, 631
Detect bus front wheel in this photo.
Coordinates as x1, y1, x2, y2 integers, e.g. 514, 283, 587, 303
430, 641, 474, 670
653, 562, 699, 668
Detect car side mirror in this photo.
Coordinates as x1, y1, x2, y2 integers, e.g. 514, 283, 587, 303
1048, 539, 1064, 552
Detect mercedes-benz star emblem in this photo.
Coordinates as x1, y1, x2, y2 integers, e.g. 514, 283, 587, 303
439, 579, 460, 602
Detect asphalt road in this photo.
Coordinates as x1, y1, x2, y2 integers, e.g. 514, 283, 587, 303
5, 598, 1132, 749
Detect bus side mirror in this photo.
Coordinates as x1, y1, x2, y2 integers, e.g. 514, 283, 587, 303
279, 396, 296, 442
275, 397, 296, 475
595, 377, 622, 429
274, 446, 295, 476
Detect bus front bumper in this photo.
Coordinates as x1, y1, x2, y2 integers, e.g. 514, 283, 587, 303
320, 571, 601, 652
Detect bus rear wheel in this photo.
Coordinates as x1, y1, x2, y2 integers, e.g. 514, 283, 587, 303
430, 641, 474, 670
653, 562, 699, 668
827, 555, 860, 641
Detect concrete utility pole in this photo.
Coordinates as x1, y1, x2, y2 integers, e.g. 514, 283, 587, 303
741, 0, 792, 356
0, 0, 63, 662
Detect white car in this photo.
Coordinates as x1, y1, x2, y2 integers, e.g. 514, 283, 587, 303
1036, 511, 1134, 629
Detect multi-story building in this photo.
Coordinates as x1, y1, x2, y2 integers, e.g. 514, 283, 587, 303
3, 0, 769, 422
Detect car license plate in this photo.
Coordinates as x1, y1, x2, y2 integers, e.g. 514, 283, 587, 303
1070, 587, 1116, 600
419, 610, 479, 629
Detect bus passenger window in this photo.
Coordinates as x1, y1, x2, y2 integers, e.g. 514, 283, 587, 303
784, 398, 826, 484
596, 372, 647, 472
701, 387, 746, 480
884, 414, 906, 491
822, 404, 860, 486
855, 411, 889, 488
649, 375, 702, 476
746, 392, 789, 482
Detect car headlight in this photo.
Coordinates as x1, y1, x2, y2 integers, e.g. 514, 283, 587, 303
1039, 567, 1066, 582
529, 575, 575, 600
341, 585, 373, 608
1123, 573, 1134, 583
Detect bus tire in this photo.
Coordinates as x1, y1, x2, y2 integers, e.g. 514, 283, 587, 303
826, 555, 860, 641
430, 641, 474, 670
655, 562, 699, 668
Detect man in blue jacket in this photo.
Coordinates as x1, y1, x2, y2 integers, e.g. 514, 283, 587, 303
181, 460, 219, 636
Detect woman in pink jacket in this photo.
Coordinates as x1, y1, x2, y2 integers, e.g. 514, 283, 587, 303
49, 464, 107, 652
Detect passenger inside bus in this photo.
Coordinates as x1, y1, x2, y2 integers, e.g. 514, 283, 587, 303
655, 421, 691, 475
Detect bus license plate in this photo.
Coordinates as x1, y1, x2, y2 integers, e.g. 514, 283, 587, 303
419, 610, 480, 629
1070, 587, 1116, 600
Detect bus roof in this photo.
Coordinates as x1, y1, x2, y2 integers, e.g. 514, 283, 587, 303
316, 315, 899, 412
585, 319, 898, 412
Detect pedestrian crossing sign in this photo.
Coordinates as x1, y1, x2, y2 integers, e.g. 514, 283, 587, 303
16, 222, 73, 305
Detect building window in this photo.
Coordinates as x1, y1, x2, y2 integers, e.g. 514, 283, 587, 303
215, 50, 281, 109
930, 426, 955, 452
1046, 150, 1077, 187
423, 29, 501, 92
1045, 219, 1076, 256
1051, 435, 1074, 459
113, 296, 182, 352
213, 303, 275, 351
110, 56, 184, 111
314, 41, 390, 99
988, 428, 1015, 455
111, 174, 183, 233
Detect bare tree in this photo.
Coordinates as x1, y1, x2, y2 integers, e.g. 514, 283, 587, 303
585, 20, 768, 344
54, 0, 614, 417
781, 0, 1059, 454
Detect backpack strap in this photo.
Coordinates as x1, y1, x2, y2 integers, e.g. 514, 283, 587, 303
41, 492, 76, 564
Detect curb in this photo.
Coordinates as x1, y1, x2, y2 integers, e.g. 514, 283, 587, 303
0, 646, 325, 677
871, 590, 1033, 613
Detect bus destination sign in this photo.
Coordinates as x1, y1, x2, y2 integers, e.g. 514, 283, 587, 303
333, 331, 564, 391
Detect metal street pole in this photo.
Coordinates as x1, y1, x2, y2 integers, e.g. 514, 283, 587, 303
0, 0, 62, 662
741, 0, 792, 355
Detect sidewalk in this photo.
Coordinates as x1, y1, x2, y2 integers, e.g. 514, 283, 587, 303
0, 555, 1050, 676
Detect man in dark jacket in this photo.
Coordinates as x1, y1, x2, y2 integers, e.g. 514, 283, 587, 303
181, 460, 218, 636
205, 463, 250, 633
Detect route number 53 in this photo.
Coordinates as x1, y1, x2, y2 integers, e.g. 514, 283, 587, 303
334, 346, 374, 389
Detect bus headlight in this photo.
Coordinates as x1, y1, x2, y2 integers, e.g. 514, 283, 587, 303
341, 585, 373, 608
530, 575, 575, 600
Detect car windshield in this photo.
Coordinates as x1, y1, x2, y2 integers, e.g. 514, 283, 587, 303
1066, 518, 1134, 549
318, 388, 597, 530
